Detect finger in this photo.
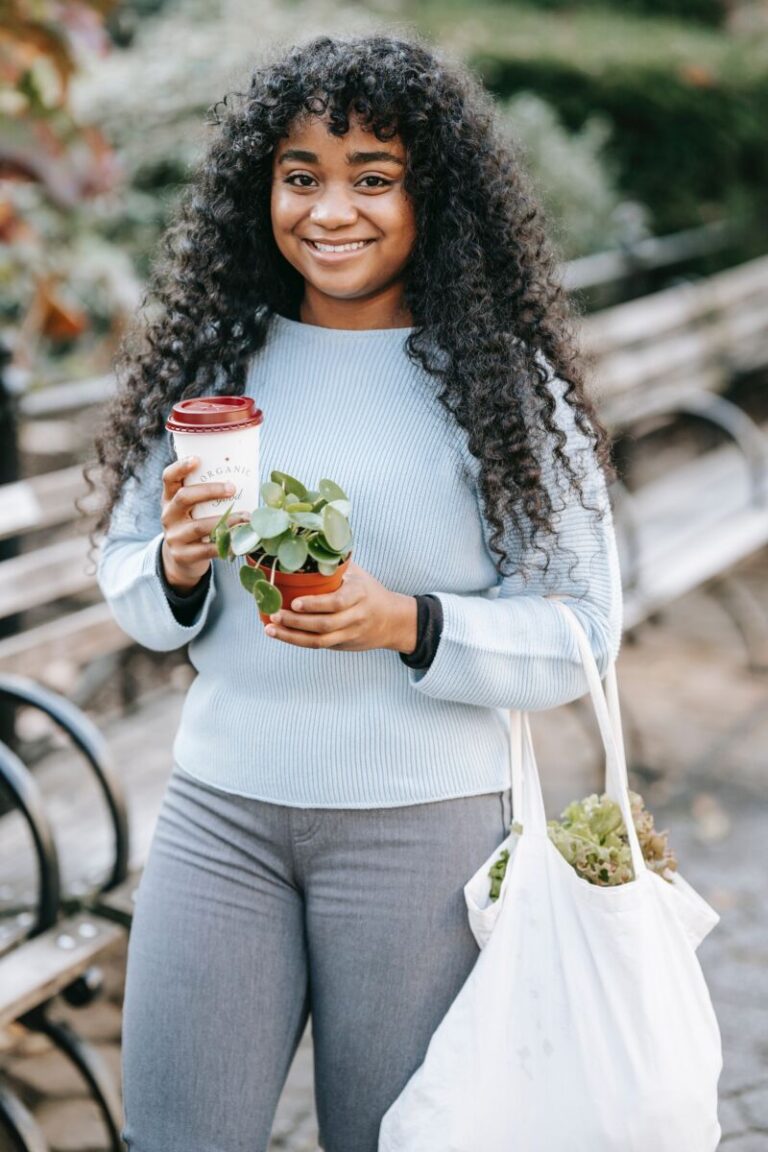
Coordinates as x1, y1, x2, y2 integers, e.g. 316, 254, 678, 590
162, 456, 199, 493
264, 622, 349, 648
285, 590, 349, 614
168, 542, 220, 565
175, 511, 250, 544
173, 482, 237, 514
272, 607, 357, 634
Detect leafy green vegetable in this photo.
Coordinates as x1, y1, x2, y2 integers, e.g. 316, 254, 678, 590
490, 789, 677, 897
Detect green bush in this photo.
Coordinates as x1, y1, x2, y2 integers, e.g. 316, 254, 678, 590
475, 54, 768, 235
498, 93, 651, 258
495, 0, 726, 27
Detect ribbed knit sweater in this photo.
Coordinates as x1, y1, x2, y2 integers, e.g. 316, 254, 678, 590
96, 312, 623, 808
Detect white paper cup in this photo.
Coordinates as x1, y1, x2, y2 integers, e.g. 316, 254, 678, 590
166, 396, 264, 520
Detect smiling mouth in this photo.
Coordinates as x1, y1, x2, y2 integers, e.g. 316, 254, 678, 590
303, 238, 376, 255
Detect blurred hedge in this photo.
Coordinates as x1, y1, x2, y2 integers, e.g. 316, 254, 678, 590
474, 55, 767, 235
496, 0, 726, 27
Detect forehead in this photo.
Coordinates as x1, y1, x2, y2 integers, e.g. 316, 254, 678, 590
273, 113, 405, 163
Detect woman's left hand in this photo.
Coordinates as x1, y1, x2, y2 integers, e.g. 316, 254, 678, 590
263, 561, 417, 653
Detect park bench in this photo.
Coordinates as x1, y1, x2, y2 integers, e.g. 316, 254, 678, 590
578, 254, 768, 667
0, 674, 136, 1151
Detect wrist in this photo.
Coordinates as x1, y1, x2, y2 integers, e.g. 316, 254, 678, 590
160, 542, 208, 597
389, 593, 418, 654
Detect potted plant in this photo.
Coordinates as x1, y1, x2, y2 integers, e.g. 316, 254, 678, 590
210, 469, 354, 625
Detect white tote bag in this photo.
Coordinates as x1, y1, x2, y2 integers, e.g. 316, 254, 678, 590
379, 600, 723, 1152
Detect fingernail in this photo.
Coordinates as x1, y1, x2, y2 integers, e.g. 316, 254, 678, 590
293, 600, 303, 611
265, 626, 277, 637
270, 612, 281, 623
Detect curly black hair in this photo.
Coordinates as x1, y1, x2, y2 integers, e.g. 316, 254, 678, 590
83, 30, 616, 581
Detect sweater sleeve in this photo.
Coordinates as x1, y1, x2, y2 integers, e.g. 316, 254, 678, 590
398, 594, 444, 670
155, 540, 213, 625
404, 372, 623, 711
96, 430, 218, 651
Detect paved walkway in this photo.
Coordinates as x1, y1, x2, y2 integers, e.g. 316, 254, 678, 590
1, 552, 767, 1150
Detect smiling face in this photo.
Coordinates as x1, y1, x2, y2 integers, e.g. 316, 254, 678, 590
270, 112, 417, 329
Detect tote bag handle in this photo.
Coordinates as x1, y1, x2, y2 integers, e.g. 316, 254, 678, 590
508, 600, 646, 880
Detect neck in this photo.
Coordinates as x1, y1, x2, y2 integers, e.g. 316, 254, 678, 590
299, 284, 413, 330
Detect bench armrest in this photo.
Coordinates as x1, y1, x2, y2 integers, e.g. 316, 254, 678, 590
0, 676, 129, 895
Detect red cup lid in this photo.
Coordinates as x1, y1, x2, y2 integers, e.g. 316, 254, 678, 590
165, 395, 263, 432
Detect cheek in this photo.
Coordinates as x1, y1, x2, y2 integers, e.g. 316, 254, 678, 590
270, 187, 289, 229
387, 192, 417, 248
386, 205, 417, 262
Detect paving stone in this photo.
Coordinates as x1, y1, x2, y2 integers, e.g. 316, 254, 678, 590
7, 1029, 53, 1058
53, 999, 124, 1045
718, 1093, 751, 1139
93, 1041, 122, 1087
718, 1133, 768, 1151
271, 1035, 315, 1143
36, 1097, 111, 1152
4, 1049, 90, 1099
740, 1085, 768, 1131
718, 1038, 768, 1098
270, 1107, 320, 1152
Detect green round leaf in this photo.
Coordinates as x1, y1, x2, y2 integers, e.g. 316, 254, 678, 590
307, 538, 341, 562
253, 580, 282, 613
239, 564, 261, 593
322, 504, 351, 551
270, 471, 308, 500
317, 560, 340, 576
318, 478, 347, 502
277, 536, 308, 572
289, 511, 324, 531
261, 481, 285, 508
308, 536, 340, 559
257, 532, 289, 557
215, 527, 231, 560
325, 498, 351, 519
250, 506, 290, 538
212, 501, 235, 534
230, 523, 262, 556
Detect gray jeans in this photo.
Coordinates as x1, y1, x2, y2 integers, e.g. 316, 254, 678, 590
120, 760, 513, 1152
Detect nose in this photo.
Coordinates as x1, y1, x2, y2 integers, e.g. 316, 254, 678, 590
309, 184, 358, 229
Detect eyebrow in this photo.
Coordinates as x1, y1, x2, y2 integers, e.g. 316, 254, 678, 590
277, 148, 404, 167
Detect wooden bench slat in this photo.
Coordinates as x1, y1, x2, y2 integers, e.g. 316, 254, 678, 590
0, 913, 123, 1028
593, 327, 747, 398
0, 602, 130, 676
582, 253, 768, 352
0, 537, 96, 620
0, 467, 99, 542
624, 509, 768, 630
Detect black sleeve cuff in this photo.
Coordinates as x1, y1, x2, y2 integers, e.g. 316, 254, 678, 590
398, 594, 444, 671
155, 539, 212, 626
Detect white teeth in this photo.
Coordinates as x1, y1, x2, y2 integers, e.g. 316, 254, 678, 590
310, 240, 369, 253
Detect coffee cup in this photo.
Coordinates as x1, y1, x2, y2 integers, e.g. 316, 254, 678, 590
166, 396, 264, 519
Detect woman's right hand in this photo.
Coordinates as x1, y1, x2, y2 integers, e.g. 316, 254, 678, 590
160, 457, 250, 594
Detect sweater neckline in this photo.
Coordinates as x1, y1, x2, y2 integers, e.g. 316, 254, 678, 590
268, 311, 416, 339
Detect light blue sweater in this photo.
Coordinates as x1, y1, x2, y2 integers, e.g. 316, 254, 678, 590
97, 313, 623, 807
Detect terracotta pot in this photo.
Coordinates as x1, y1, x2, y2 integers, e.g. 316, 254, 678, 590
246, 552, 352, 625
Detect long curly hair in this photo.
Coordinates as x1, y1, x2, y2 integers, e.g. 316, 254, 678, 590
83, 30, 616, 581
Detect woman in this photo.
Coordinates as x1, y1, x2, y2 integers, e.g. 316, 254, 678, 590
88, 31, 623, 1152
